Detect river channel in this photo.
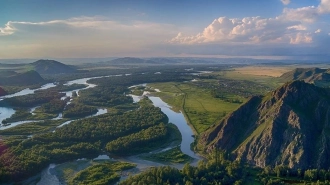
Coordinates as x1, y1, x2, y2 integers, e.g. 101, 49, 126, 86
0, 75, 200, 184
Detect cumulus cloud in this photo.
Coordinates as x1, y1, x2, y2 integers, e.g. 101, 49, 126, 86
170, 0, 330, 48
170, 16, 312, 45
281, 6, 318, 23
318, 0, 330, 13
281, 0, 291, 5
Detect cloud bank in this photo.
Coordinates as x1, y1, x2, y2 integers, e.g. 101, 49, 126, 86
0, 1, 330, 59
168, 0, 330, 58
0, 17, 179, 58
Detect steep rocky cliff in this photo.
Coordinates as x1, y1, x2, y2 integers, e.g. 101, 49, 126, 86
201, 81, 330, 169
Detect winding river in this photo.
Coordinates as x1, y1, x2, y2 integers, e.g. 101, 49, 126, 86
0, 74, 200, 184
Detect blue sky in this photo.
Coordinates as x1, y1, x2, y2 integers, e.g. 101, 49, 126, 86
1, 0, 330, 60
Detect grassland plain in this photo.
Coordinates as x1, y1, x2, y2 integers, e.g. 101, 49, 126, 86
148, 66, 291, 134
149, 82, 243, 134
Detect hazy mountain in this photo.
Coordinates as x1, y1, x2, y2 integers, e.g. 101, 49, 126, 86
201, 81, 330, 169
280, 68, 330, 83
31, 59, 76, 74
0, 70, 45, 86
0, 87, 6, 96
108, 57, 156, 65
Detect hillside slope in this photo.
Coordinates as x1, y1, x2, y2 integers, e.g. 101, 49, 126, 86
0, 70, 45, 86
31, 59, 76, 74
280, 68, 330, 83
201, 81, 330, 169
0, 87, 6, 96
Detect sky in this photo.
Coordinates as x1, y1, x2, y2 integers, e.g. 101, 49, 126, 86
0, 0, 330, 60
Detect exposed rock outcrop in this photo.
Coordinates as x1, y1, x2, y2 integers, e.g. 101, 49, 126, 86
201, 81, 330, 169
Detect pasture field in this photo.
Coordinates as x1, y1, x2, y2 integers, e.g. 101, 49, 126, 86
232, 66, 292, 77
149, 82, 243, 134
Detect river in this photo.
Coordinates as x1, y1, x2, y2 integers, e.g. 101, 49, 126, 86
0, 75, 200, 184
0, 76, 110, 128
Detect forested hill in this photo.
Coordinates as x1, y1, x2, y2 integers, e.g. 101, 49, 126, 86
201, 80, 330, 169
0, 70, 44, 86
31, 59, 76, 74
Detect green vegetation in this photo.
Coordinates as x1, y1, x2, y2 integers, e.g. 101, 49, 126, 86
2, 63, 320, 185
0, 70, 45, 86
69, 162, 136, 185
143, 146, 193, 163
63, 103, 98, 118
0, 90, 65, 107
2, 108, 58, 124
35, 99, 68, 114
121, 150, 246, 185
216, 69, 282, 89
77, 86, 132, 107
106, 123, 169, 155
0, 103, 169, 182
0, 120, 67, 135
149, 82, 243, 133
122, 150, 330, 185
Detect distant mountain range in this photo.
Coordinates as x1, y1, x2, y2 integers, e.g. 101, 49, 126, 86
280, 68, 330, 83
0, 59, 77, 86
201, 80, 330, 169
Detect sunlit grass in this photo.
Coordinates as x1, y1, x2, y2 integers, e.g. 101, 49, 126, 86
149, 82, 243, 134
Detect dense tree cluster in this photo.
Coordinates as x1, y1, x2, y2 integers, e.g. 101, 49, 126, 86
69, 162, 136, 185
36, 99, 68, 114
77, 86, 132, 107
0, 105, 168, 182
62, 103, 98, 118
120, 151, 246, 185
0, 90, 65, 107
106, 123, 168, 155
47, 84, 87, 92
259, 165, 330, 184
88, 73, 190, 87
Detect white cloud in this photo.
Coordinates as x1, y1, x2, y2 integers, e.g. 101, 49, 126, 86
315, 29, 322, 33
170, 16, 311, 45
287, 25, 307, 30
0, 17, 179, 58
318, 0, 330, 13
281, 6, 318, 23
0, 22, 16, 36
281, 0, 291, 5
289, 33, 313, 44
170, 0, 330, 47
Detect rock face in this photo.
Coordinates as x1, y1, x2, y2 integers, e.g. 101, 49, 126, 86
201, 81, 330, 169
32, 59, 76, 74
